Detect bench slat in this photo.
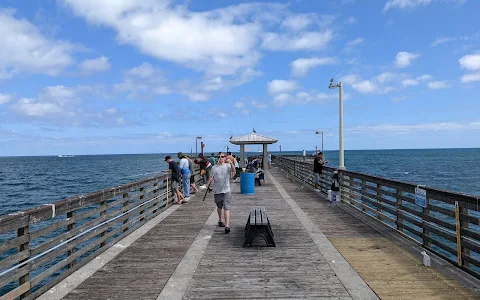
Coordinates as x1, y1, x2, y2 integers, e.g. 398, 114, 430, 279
260, 207, 268, 225
250, 207, 256, 226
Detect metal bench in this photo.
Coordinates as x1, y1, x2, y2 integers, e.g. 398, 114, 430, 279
243, 206, 275, 247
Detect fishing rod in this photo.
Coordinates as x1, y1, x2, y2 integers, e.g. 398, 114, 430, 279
202, 182, 212, 201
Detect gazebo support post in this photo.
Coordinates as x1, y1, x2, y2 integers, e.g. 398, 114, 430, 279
263, 144, 268, 172
240, 144, 245, 168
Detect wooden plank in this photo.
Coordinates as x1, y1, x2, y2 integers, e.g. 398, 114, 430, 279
0, 281, 30, 300
0, 249, 29, 270
0, 234, 29, 255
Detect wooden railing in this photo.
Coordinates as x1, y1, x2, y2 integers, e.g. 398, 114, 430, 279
273, 155, 480, 279
0, 169, 203, 299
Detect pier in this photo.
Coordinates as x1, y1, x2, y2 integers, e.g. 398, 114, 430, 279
1, 157, 479, 299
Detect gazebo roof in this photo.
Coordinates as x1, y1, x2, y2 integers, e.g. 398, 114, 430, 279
229, 133, 278, 145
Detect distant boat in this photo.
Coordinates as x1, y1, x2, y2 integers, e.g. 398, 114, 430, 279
58, 155, 75, 158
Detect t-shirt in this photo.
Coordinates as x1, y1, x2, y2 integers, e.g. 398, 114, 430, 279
168, 161, 180, 182
303, 150, 306, 156
313, 158, 325, 173
211, 163, 231, 194
179, 157, 190, 175
209, 157, 216, 165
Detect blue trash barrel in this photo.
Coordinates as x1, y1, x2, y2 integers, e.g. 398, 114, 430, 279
240, 172, 255, 194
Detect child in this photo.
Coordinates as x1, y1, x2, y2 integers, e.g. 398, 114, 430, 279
254, 167, 264, 186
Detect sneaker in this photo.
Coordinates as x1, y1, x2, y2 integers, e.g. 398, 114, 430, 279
199, 185, 207, 189
225, 227, 230, 234
218, 221, 225, 227
314, 189, 320, 192
183, 197, 190, 202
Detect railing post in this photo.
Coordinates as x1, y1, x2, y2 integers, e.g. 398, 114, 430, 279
460, 205, 470, 268
99, 198, 107, 248
361, 179, 367, 212
122, 192, 129, 233
455, 201, 463, 267
423, 197, 430, 247
18, 221, 31, 299
67, 211, 76, 269
376, 184, 382, 220
396, 188, 402, 231
139, 187, 146, 223
152, 182, 159, 214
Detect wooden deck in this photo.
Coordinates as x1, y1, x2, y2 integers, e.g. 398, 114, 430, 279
43, 166, 479, 300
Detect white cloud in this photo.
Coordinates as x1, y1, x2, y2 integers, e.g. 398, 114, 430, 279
79, 56, 111, 74
416, 74, 433, 81
352, 80, 378, 94
459, 51, 480, 71
395, 52, 420, 68
345, 17, 357, 24
384, 0, 433, 12
234, 102, 244, 109
262, 30, 333, 51
461, 73, 480, 83
401, 78, 419, 86
348, 121, 480, 134
106, 108, 117, 115
401, 74, 432, 86
432, 34, 475, 46
281, 14, 315, 31
427, 81, 450, 89
62, 1, 278, 76
0, 9, 75, 77
340, 74, 361, 85
267, 80, 299, 95
290, 57, 337, 77
127, 62, 155, 78
251, 100, 267, 109
11, 86, 79, 117
346, 37, 364, 47
0, 93, 13, 105
272, 91, 336, 106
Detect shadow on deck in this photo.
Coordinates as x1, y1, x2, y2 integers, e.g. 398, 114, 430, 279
39, 166, 480, 300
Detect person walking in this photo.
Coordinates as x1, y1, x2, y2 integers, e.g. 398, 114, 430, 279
165, 156, 185, 204
313, 152, 328, 192
303, 149, 306, 161
197, 153, 211, 189
209, 152, 232, 233
178, 152, 191, 202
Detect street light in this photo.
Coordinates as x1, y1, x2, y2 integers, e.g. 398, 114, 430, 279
315, 131, 324, 153
196, 136, 202, 156
328, 78, 345, 169
279, 145, 282, 156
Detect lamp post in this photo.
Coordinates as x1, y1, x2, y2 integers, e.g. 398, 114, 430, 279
279, 145, 282, 156
328, 78, 345, 169
315, 131, 324, 153
196, 136, 202, 156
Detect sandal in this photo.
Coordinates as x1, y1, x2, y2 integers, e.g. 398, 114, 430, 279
218, 221, 225, 227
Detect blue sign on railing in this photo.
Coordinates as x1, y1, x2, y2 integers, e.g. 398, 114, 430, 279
415, 186, 427, 208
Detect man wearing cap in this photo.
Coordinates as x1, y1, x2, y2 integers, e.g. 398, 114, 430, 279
177, 152, 191, 202
165, 155, 185, 204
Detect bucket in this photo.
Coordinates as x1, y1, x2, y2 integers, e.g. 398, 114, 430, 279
240, 172, 255, 194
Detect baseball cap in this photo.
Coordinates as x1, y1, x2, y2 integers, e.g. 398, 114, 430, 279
164, 155, 172, 161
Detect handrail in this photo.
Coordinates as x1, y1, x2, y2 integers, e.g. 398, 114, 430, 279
273, 155, 480, 279
0, 167, 204, 299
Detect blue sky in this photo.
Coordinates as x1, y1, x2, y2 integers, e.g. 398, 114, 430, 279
0, 0, 479, 156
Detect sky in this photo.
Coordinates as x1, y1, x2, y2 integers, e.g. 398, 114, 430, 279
0, 0, 480, 156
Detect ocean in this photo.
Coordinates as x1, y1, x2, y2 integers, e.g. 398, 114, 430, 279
0, 148, 479, 215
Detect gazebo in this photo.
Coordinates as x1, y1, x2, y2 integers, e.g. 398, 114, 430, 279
229, 131, 278, 169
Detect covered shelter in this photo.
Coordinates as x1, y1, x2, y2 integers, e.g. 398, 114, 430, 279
229, 131, 278, 169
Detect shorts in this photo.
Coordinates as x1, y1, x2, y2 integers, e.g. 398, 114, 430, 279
171, 180, 180, 190
214, 192, 232, 210
313, 173, 320, 184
